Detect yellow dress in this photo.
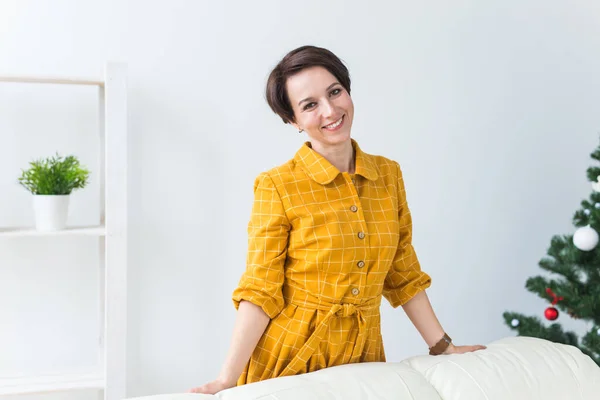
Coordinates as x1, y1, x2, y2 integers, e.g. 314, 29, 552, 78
232, 139, 431, 385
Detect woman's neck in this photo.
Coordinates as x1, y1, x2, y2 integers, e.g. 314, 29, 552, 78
310, 139, 355, 174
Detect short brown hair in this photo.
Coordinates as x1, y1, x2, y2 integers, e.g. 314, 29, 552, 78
265, 45, 351, 124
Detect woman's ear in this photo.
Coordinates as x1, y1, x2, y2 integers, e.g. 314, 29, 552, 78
288, 116, 302, 132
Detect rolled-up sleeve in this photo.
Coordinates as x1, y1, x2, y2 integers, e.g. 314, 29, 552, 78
383, 162, 431, 308
232, 172, 290, 319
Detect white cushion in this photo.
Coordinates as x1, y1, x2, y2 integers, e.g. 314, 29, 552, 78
402, 336, 600, 400
217, 362, 441, 400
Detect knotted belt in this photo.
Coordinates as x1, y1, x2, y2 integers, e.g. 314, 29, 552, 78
280, 297, 380, 377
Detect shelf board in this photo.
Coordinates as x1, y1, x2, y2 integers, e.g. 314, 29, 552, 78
0, 225, 106, 237
0, 75, 104, 87
0, 372, 104, 395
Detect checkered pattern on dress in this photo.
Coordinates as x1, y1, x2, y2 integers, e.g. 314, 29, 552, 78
232, 139, 431, 385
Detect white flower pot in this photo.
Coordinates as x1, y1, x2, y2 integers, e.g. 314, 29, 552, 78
32, 194, 70, 231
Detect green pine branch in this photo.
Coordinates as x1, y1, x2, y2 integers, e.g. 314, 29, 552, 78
503, 312, 599, 365
526, 275, 599, 324
581, 329, 600, 365
503, 312, 579, 345
587, 166, 600, 182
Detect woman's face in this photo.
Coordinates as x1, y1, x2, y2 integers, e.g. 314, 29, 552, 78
286, 66, 354, 149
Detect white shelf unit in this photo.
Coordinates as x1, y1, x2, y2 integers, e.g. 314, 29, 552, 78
0, 64, 128, 400
0, 371, 104, 396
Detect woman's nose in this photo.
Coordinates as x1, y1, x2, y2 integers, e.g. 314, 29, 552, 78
321, 99, 334, 118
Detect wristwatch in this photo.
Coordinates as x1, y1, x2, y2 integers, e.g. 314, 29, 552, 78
429, 333, 452, 355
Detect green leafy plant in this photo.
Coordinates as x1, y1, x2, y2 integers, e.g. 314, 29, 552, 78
18, 153, 90, 195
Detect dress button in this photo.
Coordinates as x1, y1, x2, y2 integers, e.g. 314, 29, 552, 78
357, 261, 365, 268
357, 232, 365, 239
350, 205, 358, 212
351, 288, 360, 296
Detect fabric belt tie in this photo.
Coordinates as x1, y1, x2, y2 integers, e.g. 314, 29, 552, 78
280, 298, 379, 377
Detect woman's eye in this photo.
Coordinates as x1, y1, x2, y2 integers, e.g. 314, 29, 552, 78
330, 88, 341, 96
303, 102, 317, 110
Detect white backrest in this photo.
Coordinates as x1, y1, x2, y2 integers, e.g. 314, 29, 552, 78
125, 337, 600, 400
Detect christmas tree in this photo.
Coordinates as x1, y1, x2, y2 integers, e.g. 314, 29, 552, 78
503, 142, 600, 366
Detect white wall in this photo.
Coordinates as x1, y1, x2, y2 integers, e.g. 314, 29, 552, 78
1, 0, 599, 398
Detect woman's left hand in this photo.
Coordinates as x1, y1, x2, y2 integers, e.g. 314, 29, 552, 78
442, 343, 486, 355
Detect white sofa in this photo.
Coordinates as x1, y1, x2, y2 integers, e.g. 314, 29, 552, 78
127, 337, 600, 400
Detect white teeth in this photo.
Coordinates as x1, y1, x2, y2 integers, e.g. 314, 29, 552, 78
325, 117, 343, 129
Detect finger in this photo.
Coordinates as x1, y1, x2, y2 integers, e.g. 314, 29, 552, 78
453, 346, 474, 354
467, 345, 486, 352
188, 386, 206, 393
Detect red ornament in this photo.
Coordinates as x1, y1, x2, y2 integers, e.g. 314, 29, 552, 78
545, 307, 559, 320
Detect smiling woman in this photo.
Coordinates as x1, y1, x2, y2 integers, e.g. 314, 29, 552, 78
189, 45, 485, 395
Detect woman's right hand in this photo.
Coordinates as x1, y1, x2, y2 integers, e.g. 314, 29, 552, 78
188, 301, 270, 394
188, 377, 236, 394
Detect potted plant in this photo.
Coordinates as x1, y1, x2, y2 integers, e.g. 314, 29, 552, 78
18, 153, 90, 231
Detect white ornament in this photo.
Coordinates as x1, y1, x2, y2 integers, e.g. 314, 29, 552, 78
592, 176, 600, 192
584, 209, 591, 216
595, 203, 600, 209
597, 328, 600, 336
573, 225, 599, 251
511, 319, 520, 327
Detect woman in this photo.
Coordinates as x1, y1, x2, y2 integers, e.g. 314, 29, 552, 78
190, 45, 485, 394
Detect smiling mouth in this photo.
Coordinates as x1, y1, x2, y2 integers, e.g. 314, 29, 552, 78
323, 115, 345, 131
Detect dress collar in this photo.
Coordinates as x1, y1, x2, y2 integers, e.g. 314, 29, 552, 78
294, 139, 379, 185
